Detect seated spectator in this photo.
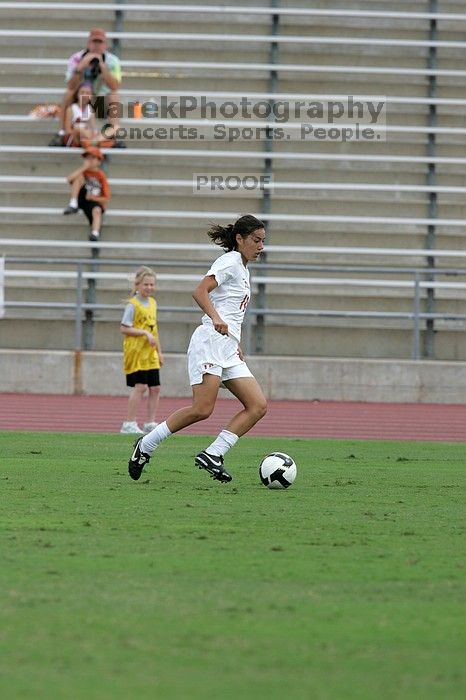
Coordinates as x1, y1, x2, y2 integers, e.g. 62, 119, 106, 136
63, 147, 111, 241
50, 28, 124, 147
63, 81, 98, 147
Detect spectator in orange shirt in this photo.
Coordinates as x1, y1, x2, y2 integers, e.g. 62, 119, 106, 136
63, 147, 111, 241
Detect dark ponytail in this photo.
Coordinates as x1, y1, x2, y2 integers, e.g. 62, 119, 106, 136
207, 214, 265, 251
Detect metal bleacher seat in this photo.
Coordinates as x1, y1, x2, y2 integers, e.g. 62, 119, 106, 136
0, 1, 466, 361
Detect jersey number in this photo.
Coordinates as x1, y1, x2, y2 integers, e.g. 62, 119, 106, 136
239, 294, 250, 312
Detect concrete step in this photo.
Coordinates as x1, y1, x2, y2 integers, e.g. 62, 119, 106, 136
2, 314, 465, 360
0, 94, 442, 126
3, 215, 464, 248
0, 148, 434, 172
0, 193, 439, 223
0, 179, 440, 206
0, 158, 438, 185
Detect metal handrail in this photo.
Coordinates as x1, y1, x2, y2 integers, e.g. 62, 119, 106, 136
3, 258, 466, 359
7, 256, 466, 276
5, 268, 466, 289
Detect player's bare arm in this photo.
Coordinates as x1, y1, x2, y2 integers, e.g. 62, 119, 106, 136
192, 275, 228, 335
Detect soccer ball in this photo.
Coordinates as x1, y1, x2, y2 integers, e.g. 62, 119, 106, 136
259, 452, 297, 489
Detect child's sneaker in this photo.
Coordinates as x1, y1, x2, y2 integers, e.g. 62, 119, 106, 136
143, 422, 158, 433
63, 205, 78, 215
120, 421, 143, 434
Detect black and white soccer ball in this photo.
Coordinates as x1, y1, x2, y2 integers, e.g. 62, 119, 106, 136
259, 452, 297, 489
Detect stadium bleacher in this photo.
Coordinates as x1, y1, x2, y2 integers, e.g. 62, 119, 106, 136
1, 1, 466, 362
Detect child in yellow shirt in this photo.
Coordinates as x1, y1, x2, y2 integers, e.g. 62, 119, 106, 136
120, 266, 164, 434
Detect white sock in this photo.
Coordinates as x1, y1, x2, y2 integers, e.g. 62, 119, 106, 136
69, 197, 78, 208
141, 420, 172, 454
205, 429, 238, 457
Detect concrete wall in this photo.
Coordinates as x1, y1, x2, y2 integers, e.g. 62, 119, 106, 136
1, 350, 465, 404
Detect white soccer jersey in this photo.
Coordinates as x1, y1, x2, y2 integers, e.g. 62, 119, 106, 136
201, 250, 251, 342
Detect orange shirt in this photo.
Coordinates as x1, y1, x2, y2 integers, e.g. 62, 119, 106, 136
83, 169, 111, 209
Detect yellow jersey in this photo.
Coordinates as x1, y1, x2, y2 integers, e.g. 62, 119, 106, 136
123, 296, 160, 374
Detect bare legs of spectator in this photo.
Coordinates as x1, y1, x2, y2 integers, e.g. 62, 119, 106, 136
102, 91, 121, 138
59, 87, 76, 133
126, 383, 147, 423
90, 206, 102, 241
69, 174, 84, 200
52, 89, 122, 146
126, 384, 160, 420
147, 386, 161, 425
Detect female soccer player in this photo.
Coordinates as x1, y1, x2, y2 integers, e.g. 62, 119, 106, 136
128, 214, 267, 483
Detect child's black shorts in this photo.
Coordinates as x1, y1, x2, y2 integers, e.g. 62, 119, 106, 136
78, 186, 104, 225
126, 369, 161, 387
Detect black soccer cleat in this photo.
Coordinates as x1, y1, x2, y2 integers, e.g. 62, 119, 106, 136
128, 436, 151, 481
195, 451, 232, 483
63, 205, 78, 215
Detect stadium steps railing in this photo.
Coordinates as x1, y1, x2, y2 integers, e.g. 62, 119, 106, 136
3, 256, 466, 360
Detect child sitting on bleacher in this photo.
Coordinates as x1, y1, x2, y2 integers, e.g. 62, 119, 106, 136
63, 81, 120, 149
63, 146, 111, 241
63, 81, 98, 147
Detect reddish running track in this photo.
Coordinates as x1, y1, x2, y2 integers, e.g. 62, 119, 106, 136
0, 393, 465, 442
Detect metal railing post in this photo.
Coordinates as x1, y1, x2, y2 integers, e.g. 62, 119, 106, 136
75, 264, 83, 351
83, 246, 99, 350
424, 0, 438, 358
412, 272, 421, 360
255, 0, 280, 354
111, 0, 125, 58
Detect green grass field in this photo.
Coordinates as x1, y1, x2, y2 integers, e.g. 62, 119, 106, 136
0, 431, 465, 700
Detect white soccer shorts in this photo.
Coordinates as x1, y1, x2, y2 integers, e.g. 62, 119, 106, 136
187, 325, 254, 386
